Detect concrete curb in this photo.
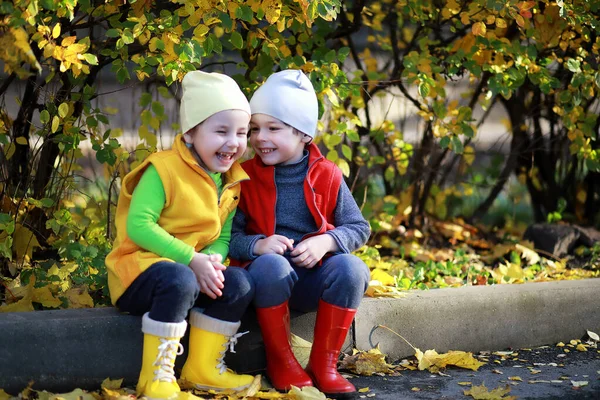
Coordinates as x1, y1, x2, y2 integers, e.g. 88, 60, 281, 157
1, 279, 599, 394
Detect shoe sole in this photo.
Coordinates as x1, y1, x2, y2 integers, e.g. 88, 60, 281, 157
191, 382, 252, 392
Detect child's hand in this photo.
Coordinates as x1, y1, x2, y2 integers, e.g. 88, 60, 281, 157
189, 253, 226, 299
290, 234, 338, 269
254, 235, 294, 256
207, 253, 226, 283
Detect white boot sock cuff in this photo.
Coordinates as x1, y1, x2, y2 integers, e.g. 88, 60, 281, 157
189, 308, 241, 336
142, 313, 188, 338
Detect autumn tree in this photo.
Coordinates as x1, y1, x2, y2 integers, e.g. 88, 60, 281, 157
313, 0, 599, 229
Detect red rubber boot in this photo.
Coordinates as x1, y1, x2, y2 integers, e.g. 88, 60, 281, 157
256, 301, 313, 391
305, 299, 357, 394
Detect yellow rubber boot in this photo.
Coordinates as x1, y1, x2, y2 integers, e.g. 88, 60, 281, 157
180, 309, 255, 391
137, 313, 187, 400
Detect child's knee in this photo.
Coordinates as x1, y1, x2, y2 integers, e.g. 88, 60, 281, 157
223, 267, 256, 302
249, 253, 294, 279
331, 255, 370, 286
162, 264, 200, 297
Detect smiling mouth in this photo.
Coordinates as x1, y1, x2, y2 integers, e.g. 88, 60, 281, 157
259, 149, 276, 154
217, 152, 235, 161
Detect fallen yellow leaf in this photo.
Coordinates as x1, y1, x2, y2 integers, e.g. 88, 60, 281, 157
464, 383, 516, 400
291, 333, 312, 369
370, 268, 396, 286
576, 344, 587, 352
358, 387, 370, 393
365, 280, 405, 298
288, 385, 326, 400
339, 346, 395, 376
41, 388, 96, 400
101, 378, 124, 390
416, 348, 486, 372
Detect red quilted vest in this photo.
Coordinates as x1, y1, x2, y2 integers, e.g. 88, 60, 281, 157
231, 143, 343, 266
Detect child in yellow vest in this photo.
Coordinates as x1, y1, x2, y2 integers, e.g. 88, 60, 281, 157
105, 71, 256, 399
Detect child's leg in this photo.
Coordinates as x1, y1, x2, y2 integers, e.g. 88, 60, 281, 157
117, 261, 198, 322
181, 267, 256, 391
247, 254, 313, 390
116, 262, 197, 399
290, 254, 370, 394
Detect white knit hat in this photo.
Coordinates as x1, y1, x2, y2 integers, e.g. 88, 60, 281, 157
249, 70, 318, 137
180, 71, 251, 134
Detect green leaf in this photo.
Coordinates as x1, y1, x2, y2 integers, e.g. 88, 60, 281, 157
342, 144, 352, 160
235, 5, 253, 23
86, 116, 98, 128
440, 136, 450, 148
82, 53, 98, 65
140, 93, 152, 107
324, 49, 336, 63
40, 110, 50, 124
40, 198, 55, 207
566, 59, 581, 73
157, 86, 172, 99
230, 31, 243, 49
418, 82, 430, 98
106, 29, 119, 38
451, 136, 464, 154
346, 130, 360, 142
338, 47, 350, 62
58, 103, 69, 118
151, 101, 164, 116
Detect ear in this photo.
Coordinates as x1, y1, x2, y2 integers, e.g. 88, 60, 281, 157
183, 132, 193, 144
301, 134, 313, 144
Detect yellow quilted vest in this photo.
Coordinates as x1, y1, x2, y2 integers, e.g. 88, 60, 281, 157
105, 135, 249, 304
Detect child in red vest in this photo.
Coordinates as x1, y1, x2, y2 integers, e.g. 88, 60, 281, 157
229, 70, 371, 395
106, 71, 257, 399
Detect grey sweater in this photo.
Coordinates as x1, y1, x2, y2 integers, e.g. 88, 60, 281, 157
229, 152, 371, 261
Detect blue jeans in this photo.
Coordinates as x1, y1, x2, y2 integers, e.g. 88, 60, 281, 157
116, 261, 255, 323
247, 253, 370, 311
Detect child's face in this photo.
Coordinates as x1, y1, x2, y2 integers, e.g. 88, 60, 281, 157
249, 114, 311, 166
185, 109, 249, 173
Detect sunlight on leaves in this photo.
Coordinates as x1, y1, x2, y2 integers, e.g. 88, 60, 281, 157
366, 280, 405, 298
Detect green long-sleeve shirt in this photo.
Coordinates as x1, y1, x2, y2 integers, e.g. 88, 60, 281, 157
126, 164, 234, 265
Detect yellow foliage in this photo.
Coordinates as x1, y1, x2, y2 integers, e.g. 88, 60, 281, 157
65, 288, 95, 308
290, 333, 312, 369
464, 383, 516, 400
370, 268, 396, 286
288, 385, 326, 400
13, 224, 40, 263
339, 346, 395, 376
366, 280, 405, 298
0, 26, 41, 77
416, 348, 485, 373
100, 377, 123, 390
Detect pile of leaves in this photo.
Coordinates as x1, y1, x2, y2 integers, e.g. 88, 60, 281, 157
360, 218, 600, 299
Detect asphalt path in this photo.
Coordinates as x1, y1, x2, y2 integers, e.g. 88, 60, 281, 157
344, 343, 600, 399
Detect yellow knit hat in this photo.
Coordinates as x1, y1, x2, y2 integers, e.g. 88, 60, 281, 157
180, 71, 251, 134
